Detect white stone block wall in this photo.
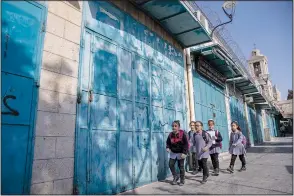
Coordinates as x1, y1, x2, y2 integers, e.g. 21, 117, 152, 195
31, 1, 83, 194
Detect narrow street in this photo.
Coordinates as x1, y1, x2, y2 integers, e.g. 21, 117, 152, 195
122, 137, 293, 195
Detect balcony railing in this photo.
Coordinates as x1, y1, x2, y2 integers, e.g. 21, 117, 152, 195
185, 2, 255, 80
184, 1, 275, 105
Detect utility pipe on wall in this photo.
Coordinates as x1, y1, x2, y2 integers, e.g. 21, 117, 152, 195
224, 84, 232, 137
185, 48, 196, 122
183, 49, 191, 130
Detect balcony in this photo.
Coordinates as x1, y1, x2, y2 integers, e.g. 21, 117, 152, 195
131, 0, 213, 47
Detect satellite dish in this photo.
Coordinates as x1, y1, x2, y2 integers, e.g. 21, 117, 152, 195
222, 1, 237, 10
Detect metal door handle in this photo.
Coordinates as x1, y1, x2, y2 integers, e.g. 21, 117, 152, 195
160, 121, 168, 126
89, 90, 93, 102
77, 92, 82, 104
35, 81, 40, 88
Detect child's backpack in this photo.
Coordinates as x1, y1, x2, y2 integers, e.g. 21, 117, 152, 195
241, 135, 247, 147
201, 131, 210, 144
215, 130, 222, 149
187, 130, 194, 149
238, 132, 247, 147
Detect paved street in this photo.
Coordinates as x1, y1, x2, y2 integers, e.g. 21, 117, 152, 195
122, 137, 293, 195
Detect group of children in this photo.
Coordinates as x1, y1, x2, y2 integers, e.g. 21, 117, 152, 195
166, 119, 247, 186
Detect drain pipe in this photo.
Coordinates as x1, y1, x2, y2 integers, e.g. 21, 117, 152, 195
183, 49, 191, 129
185, 48, 195, 122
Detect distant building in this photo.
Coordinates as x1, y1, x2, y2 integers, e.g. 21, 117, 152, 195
247, 49, 274, 101
276, 100, 293, 119
272, 85, 281, 101
287, 90, 293, 100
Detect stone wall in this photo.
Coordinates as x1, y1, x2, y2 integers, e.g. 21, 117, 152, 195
31, 1, 83, 194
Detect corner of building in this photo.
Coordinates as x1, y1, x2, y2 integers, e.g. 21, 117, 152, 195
30, 1, 83, 194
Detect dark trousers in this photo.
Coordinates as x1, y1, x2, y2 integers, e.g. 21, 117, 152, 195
186, 152, 199, 171
198, 160, 202, 170
230, 154, 246, 167
169, 158, 185, 180
198, 158, 209, 177
190, 152, 198, 171
210, 153, 219, 170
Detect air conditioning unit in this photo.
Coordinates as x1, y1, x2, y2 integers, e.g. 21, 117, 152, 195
195, 10, 209, 32
244, 96, 254, 103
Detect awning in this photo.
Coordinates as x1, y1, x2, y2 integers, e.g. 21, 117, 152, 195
190, 44, 243, 78
190, 42, 273, 107
131, 0, 212, 47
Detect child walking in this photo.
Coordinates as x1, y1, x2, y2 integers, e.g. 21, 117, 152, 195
227, 121, 247, 173
187, 121, 199, 175
166, 120, 189, 186
193, 121, 212, 184
206, 119, 223, 176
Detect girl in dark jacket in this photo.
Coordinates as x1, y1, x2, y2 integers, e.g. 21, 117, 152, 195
166, 120, 188, 186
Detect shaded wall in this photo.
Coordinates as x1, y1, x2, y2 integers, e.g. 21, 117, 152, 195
74, 1, 186, 194
31, 1, 83, 194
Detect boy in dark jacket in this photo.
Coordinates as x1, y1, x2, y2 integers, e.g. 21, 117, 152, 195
166, 120, 188, 186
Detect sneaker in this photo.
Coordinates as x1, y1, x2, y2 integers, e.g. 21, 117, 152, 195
198, 168, 202, 172
227, 166, 234, 173
171, 175, 179, 185
212, 168, 219, 176
239, 166, 246, 172
179, 179, 185, 186
201, 175, 208, 184
192, 170, 197, 175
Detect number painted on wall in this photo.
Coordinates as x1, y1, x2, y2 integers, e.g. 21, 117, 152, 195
2, 95, 19, 116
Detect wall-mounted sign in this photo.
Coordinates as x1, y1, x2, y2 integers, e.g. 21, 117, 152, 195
196, 57, 226, 87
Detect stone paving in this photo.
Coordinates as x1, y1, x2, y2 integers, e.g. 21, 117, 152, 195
121, 137, 293, 195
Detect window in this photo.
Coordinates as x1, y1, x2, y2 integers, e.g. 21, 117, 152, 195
253, 62, 261, 77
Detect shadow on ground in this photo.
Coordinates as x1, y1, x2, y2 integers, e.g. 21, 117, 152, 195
255, 142, 293, 146
286, 165, 293, 174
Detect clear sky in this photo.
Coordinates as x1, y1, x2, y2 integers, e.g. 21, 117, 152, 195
197, 1, 292, 100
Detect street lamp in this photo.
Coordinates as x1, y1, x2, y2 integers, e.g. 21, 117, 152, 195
211, 1, 236, 37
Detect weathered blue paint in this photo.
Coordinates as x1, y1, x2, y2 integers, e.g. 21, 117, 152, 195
256, 109, 265, 142
265, 113, 276, 137
272, 115, 277, 137
75, 1, 186, 194
229, 96, 248, 140
246, 105, 255, 145
274, 116, 279, 137
265, 113, 272, 137
247, 107, 264, 144
192, 70, 229, 152
271, 116, 276, 137
1, 1, 46, 194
